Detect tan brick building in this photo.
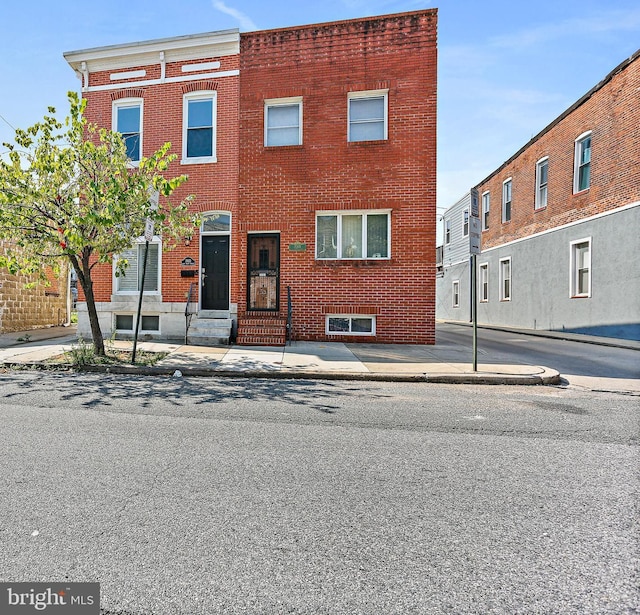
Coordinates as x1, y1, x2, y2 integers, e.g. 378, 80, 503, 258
0, 242, 70, 333
64, 10, 438, 345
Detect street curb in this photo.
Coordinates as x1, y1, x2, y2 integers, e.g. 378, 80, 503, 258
0, 361, 561, 385
442, 320, 640, 351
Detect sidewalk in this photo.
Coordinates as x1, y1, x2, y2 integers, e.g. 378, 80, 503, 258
0, 324, 559, 385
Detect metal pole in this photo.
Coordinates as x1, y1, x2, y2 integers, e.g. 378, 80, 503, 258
131, 240, 150, 364
471, 253, 478, 372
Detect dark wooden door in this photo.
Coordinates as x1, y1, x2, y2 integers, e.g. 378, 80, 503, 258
201, 235, 230, 310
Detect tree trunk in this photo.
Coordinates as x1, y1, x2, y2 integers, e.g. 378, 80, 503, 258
72, 252, 105, 356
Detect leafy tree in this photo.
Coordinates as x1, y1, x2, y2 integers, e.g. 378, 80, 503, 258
0, 92, 196, 355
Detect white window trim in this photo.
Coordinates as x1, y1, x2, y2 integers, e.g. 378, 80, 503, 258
452, 280, 460, 308
444, 218, 451, 245
462, 209, 469, 237
479, 262, 489, 302
347, 89, 389, 143
315, 209, 391, 260
570, 237, 592, 298
325, 315, 376, 336
502, 178, 512, 223
112, 97, 143, 167
482, 191, 490, 231
113, 237, 162, 295
535, 156, 549, 210
181, 90, 217, 165
264, 96, 303, 147
573, 131, 592, 194
499, 257, 511, 301
114, 313, 161, 333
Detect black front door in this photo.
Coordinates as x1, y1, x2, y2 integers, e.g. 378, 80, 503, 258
201, 235, 230, 310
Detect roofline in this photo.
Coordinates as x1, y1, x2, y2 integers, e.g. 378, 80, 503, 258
63, 29, 240, 62
473, 48, 640, 190
240, 8, 437, 38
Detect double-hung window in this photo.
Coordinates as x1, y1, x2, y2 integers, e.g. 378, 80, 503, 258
444, 219, 451, 245
463, 209, 469, 237
265, 97, 302, 146
535, 157, 549, 210
182, 91, 216, 163
570, 238, 591, 297
316, 211, 390, 260
574, 132, 591, 193
452, 281, 460, 308
502, 178, 512, 223
348, 90, 388, 142
115, 241, 160, 294
482, 192, 490, 231
499, 257, 511, 301
479, 263, 489, 302
113, 99, 142, 163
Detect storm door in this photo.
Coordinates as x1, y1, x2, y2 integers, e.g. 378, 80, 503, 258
248, 234, 280, 311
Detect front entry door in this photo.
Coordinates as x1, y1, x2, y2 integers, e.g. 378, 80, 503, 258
201, 235, 230, 310
248, 234, 280, 311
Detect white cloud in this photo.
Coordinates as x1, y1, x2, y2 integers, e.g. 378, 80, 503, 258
212, 0, 257, 31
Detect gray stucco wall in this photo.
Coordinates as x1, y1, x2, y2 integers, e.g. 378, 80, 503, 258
476, 204, 640, 340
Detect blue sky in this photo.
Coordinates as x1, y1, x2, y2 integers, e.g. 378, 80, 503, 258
1, 0, 639, 219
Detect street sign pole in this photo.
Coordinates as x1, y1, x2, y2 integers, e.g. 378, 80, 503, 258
131, 239, 150, 365
469, 188, 480, 372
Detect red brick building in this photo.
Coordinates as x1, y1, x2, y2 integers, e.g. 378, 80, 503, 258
64, 10, 437, 345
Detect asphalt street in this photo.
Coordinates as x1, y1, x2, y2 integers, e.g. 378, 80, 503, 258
0, 371, 638, 614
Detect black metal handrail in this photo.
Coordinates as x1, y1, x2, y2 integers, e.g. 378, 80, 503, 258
286, 285, 293, 345
184, 282, 197, 344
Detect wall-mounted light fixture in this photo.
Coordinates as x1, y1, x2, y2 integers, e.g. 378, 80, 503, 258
184, 235, 192, 247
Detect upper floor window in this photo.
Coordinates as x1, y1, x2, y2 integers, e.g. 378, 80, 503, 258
574, 132, 591, 193
348, 90, 388, 143
499, 257, 511, 301
535, 157, 549, 210
482, 191, 490, 231
463, 209, 469, 237
182, 91, 216, 164
570, 238, 591, 297
316, 211, 390, 260
444, 219, 451, 244
113, 99, 142, 163
502, 178, 512, 223
114, 240, 160, 294
265, 97, 302, 147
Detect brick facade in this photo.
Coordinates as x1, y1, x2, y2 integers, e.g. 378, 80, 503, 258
478, 51, 640, 248
0, 243, 69, 333
65, 10, 437, 344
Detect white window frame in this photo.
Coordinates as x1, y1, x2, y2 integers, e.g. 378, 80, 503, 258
347, 89, 388, 143
264, 97, 303, 147
462, 209, 469, 237
112, 98, 143, 166
482, 191, 490, 231
315, 210, 391, 260
444, 218, 451, 245
479, 263, 489, 302
502, 178, 512, 223
326, 315, 376, 336
573, 131, 592, 194
114, 313, 160, 333
452, 280, 460, 308
535, 157, 549, 210
570, 237, 592, 298
499, 257, 511, 301
113, 237, 162, 295
181, 91, 217, 164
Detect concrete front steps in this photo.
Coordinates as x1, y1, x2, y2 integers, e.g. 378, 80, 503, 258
186, 311, 232, 345
237, 313, 287, 346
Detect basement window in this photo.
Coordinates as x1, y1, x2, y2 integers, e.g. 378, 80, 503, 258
326, 315, 375, 336
115, 314, 160, 332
